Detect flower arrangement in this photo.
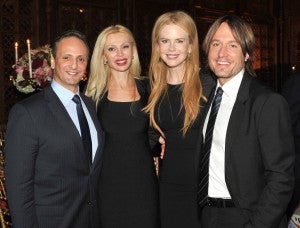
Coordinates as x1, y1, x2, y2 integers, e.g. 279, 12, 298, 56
10, 44, 53, 94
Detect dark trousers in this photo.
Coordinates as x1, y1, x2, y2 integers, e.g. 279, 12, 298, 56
199, 205, 248, 228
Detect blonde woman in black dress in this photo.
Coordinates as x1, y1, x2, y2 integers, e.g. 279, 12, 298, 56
144, 11, 206, 228
85, 25, 159, 228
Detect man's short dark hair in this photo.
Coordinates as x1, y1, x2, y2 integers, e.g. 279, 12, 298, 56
52, 30, 89, 58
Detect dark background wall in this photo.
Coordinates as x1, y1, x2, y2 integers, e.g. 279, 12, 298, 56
1, 0, 300, 124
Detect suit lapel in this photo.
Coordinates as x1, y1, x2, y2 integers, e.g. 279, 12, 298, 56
44, 87, 90, 168
195, 80, 217, 178
225, 74, 252, 165
81, 94, 104, 171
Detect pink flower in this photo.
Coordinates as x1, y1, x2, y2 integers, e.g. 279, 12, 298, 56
22, 69, 30, 79
11, 44, 54, 93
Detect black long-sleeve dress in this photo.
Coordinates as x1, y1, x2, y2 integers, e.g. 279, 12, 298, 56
97, 79, 159, 228
155, 83, 201, 228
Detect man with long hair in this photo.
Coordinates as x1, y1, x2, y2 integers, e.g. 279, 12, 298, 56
197, 15, 294, 227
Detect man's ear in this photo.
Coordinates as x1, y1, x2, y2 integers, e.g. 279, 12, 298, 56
245, 53, 249, 61
51, 55, 55, 69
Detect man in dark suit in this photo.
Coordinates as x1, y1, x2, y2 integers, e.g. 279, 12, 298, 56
4, 30, 104, 228
197, 15, 294, 227
282, 70, 300, 219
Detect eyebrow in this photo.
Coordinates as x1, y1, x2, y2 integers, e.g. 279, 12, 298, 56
159, 37, 187, 40
105, 42, 132, 46
62, 54, 87, 58
211, 39, 239, 43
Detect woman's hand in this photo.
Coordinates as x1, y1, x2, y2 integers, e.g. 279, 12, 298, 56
159, 136, 165, 159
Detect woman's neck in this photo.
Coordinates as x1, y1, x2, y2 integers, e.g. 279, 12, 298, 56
107, 72, 139, 102
110, 71, 133, 89
167, 66, 185, 85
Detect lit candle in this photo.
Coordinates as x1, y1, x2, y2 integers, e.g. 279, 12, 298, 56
27, 39, 32, 78
15, 42, 18, 65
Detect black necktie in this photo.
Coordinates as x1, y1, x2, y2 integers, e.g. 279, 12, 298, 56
72, 95, 92, 164
197, 87, 223, 207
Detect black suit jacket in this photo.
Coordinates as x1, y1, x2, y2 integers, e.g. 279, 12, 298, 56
199, 72, 295, 227
4, 86, 105, 228
282, 73, 300, 180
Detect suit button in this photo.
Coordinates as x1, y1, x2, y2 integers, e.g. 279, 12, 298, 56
87, 201, 92, 205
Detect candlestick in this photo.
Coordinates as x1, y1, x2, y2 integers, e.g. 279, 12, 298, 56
15, 42, 18, 65
27, 39, 32, 78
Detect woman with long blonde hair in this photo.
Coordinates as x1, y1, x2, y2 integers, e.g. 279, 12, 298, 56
144, 11, 205, 228
86, 25, 159, 228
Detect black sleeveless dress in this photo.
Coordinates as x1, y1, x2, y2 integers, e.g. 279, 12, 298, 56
97, 80, 159, 228
155, 84, 201, 228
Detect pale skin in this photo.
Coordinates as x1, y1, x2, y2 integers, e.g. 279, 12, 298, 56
103, 32, 139, 102
157, 23, 192, 158
159, 136, 165, 159
53, 36, 88, 93
158, 24, 192, 85
208, 22, 249, 86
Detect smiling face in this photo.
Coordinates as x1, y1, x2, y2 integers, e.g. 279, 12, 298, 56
158, 24, 191, 70
103, 32, 134, 74
208, 22, 249, 85
53, 36, 88, 93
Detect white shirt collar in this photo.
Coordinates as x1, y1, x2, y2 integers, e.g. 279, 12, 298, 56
51, 79, 79, 106
217, 69, 244, 100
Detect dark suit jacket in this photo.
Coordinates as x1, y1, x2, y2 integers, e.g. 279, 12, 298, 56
282, 72, 300, 217
4, 86, 105, 228
282, 73, 300, 180
199, 72, 295, 227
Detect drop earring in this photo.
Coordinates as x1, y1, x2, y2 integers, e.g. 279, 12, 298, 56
187, 52, 191, 61
81, 71, 88, 81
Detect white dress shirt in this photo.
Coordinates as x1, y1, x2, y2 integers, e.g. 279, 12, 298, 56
202, 69, 244, 198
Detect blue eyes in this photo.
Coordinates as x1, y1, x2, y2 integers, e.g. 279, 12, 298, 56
160, 39, 185, 44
